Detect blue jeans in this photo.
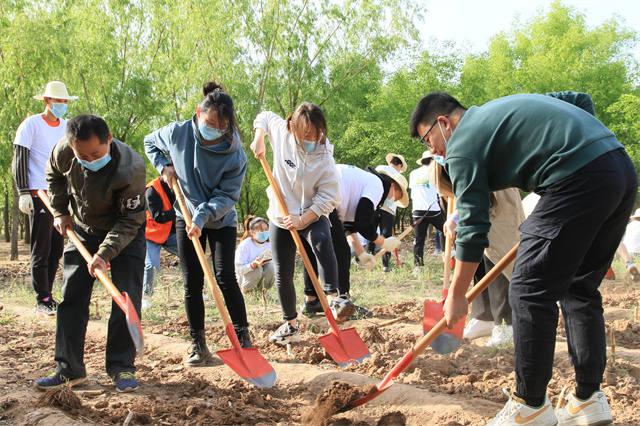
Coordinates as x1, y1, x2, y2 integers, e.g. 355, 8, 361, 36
143, 233, 179, 296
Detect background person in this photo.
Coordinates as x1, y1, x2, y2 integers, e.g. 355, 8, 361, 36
145, 81, 252, 366
235, 216, 274, 295
36, 114, 146, 393
12, 81, 78, 317
143, 176, 179, 309
409, 151, 446, 275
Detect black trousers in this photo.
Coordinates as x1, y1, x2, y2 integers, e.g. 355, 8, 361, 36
271, 216, 339, 321
472, 256, 512, 325
510, 149, 637, 399
366, 209, 394, 268
303, 209, 351, 297
412, 209, 446, 266
54, 225, 144, 378
176, 219, 248, 336
30, 196, 64, 302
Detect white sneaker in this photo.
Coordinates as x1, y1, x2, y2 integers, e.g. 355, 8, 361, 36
411, 267, 421, 276
488, 389, 557, 426
329, 295, 356, 321
463, 318, 494, 340
141, 297, 152, 310
626, 262, 639, 281
555, 390, 612, 426
431, 249, 443, 256
269, 322, 301, 345
486, 325, 514, 347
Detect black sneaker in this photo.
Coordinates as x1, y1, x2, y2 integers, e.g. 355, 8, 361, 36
301, 298, 324, 318
35, 300, 56, 318
329, 295, 356, 322
347, 305, 374, 321
234, 326, 254, 349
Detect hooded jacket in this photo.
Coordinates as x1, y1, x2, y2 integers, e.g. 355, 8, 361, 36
253, 111, 341, 229
144, 115, 247, 230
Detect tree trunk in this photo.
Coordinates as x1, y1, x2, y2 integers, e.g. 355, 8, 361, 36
10, 183, 19, 260
4, 190, 9, 243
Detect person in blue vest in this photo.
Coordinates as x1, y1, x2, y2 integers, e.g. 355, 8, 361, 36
411, 91, 635, 426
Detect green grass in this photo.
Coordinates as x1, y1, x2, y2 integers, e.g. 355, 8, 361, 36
0, 243, 449, 332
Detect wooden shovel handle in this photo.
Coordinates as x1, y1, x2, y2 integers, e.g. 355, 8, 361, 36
37, 190, 125, 305
442, 197, 455, 291
171, 177, 232, 326
257, 154, 331, 313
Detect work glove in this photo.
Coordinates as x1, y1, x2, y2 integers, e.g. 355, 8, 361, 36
381, 236, 401, 252
357, 252, 377, 270
19, 194, 34, 215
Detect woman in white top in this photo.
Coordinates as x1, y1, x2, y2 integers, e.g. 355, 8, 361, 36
235, 216, 274, 294
250, 102, 354, 345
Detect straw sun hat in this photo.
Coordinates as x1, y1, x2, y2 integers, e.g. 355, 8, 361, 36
33, 81, 78, 100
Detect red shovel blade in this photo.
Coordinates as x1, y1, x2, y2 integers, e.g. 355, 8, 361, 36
119, 292, 144, 357
217, 323, 276, 388
318, 307, 370, 366
423, 299, 464, 355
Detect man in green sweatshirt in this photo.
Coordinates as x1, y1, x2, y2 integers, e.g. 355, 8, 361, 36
410, 92, 636, 426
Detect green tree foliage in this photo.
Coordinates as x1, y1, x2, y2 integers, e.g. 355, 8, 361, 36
458, 1, 638, 125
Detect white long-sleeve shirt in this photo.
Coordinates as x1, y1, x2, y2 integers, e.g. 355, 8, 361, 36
253, 111, 342, 229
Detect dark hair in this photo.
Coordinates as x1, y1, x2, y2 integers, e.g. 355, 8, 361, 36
198, 81, 239, 138
285, 102, 328, 154
389, 156, 403, 167
410, 93, 465, 138
421, 157, 432, 166
241, 215, 269, 241
66, 114, 110, 145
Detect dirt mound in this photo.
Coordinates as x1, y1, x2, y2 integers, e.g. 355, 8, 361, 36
303, 381, 375, 426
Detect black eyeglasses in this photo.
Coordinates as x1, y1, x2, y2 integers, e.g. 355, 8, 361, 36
419, 115, 448, 149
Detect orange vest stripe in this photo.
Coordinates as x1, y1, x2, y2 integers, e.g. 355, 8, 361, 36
145, 177, 173, 244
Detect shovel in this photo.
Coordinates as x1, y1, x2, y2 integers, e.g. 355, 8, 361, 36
171, 177, 276, 388
37, 190, 144, 357
423, 198, 465, 354
339, 243, 519, 412
373, 211, 430, 262
258, 154, 370, 366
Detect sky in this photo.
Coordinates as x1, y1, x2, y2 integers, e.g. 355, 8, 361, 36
419, 0, 640, 54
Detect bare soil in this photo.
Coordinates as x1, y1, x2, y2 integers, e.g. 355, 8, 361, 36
1, 240, 639, 425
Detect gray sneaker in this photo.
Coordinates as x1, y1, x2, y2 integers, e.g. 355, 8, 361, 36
35, 300, 56, 318
330, 295, 356, 321
269, 322, 301, 345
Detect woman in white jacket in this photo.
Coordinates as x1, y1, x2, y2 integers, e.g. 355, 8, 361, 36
250, 102, 354, 345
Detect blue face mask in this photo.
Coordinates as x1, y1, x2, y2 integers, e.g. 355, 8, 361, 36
51, 102, 67, 118
383, 197, 395, 208
304, 141, 317, 152
78, 153, 111, 172
199, 122, 225, 141
433, 155, 445, 166
255, 231, 269, 243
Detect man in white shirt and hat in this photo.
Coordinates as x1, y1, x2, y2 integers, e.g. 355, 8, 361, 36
12, 81, 78, 317
409, 151, 446, 274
